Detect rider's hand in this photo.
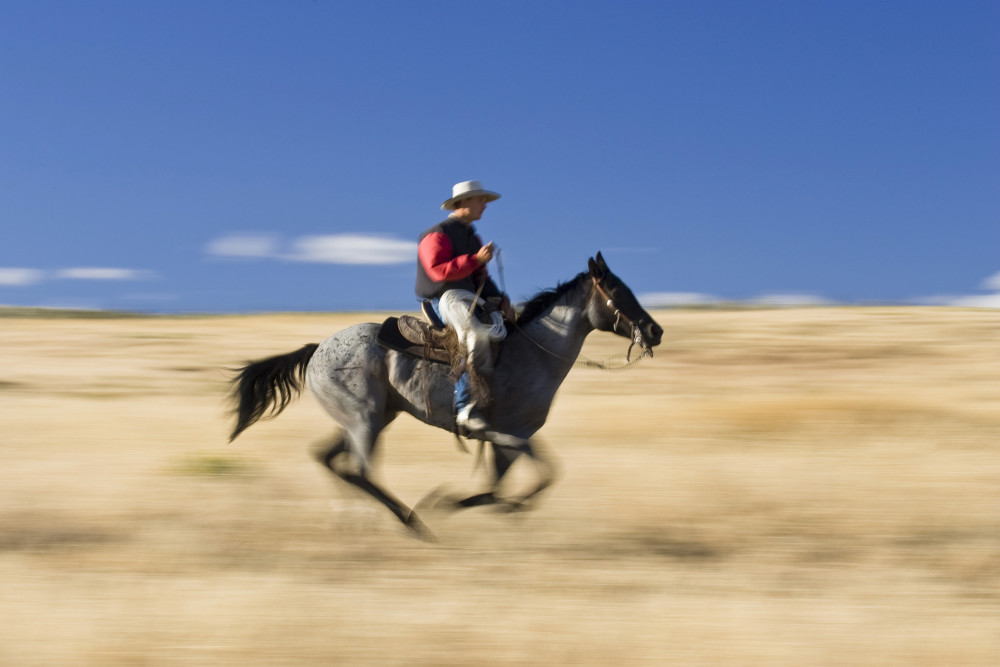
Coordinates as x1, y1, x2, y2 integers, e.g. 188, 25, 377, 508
475, 242, 494, 266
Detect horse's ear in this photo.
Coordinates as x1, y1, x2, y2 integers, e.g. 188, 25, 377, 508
588, 256, 606, 279
595, 251, 609, 271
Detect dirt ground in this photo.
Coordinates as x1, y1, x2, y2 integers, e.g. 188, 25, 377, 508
1, 307, 997, 665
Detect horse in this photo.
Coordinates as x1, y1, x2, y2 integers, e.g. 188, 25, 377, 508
228, 252, 663, 537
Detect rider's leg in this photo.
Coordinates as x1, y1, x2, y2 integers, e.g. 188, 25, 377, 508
429, 298, 444, 324
434, 294, 471, 410
438, 290, 492, 433
453, 372, 471, 413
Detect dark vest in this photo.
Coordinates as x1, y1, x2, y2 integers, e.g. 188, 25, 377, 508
415, 218, 490, 300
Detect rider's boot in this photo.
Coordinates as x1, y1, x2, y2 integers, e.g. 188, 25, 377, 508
456, 401, 491, 435
454, 369, 492, 435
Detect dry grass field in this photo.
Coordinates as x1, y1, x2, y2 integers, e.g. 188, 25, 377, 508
1, 307, 997, 665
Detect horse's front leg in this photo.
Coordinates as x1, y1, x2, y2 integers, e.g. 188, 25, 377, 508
419, 437, 557, 514
449, 435, 528, 509
491, 438, 558, 512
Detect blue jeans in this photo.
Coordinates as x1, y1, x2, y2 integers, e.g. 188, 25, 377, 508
428, 299, 471, 412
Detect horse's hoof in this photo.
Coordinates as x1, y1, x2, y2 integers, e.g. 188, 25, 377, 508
404, 511, 437, 542
415, 486, 462, 514
494, 499, 531, 514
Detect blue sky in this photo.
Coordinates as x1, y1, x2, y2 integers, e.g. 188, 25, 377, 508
2, 1, 998, 312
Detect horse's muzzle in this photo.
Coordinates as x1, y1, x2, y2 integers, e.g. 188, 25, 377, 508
642, 321, 663, 349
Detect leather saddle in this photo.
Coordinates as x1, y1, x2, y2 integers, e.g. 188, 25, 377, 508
376, 302, 453, 364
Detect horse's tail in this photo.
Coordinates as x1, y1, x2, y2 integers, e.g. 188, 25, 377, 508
228, 343, 319, 442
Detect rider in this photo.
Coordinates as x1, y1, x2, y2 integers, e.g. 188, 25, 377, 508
415, 180, 516, 435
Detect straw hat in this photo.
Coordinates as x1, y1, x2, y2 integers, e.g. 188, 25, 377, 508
441, 180, 502, 210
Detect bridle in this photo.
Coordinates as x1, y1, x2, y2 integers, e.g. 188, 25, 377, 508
591, 276, 653, 362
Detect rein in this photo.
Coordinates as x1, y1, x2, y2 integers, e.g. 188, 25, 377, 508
517, 322, 649, 372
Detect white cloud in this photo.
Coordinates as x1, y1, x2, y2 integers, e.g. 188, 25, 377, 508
950, 293, 1000, 308
639, 292, 720, 307
981, 271, 1000, 292
284, 234, 416, 265
0, 268, 45, 286
205, 234, 279, 258
206, 232, 417, 265
919, 293, 1000, 308
917, 271, 1000, 308
55, 268, 156, 281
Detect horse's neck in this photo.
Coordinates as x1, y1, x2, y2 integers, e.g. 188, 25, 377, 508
513, 292, 593, 369
489, 284, 595, 421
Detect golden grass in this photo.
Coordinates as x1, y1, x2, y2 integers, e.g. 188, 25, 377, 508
0, 308, 997, 665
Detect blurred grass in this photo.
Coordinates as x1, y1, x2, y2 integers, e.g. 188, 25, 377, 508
0, 307, 997, 665
171, 454, 255, 478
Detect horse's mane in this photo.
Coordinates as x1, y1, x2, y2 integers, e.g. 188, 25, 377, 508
515, 271, 589, 326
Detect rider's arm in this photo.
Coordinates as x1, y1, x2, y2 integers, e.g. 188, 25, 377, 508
418, 232, 481, 282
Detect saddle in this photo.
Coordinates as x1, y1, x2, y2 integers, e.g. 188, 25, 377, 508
376, 300, 504, 366
376, 302, 453, 364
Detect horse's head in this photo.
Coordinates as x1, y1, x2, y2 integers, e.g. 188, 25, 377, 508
587, 252, 663, 357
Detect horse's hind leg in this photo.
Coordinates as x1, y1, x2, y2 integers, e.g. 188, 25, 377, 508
314, 432, 349, 470
314, 432, 433, 539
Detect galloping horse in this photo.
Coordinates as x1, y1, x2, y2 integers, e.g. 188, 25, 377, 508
229, 252, 663, 536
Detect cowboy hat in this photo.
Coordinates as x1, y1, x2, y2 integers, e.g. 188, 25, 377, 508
441, 180, 502, 210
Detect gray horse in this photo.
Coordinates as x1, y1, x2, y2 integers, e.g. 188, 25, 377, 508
229, 252, 663, 536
